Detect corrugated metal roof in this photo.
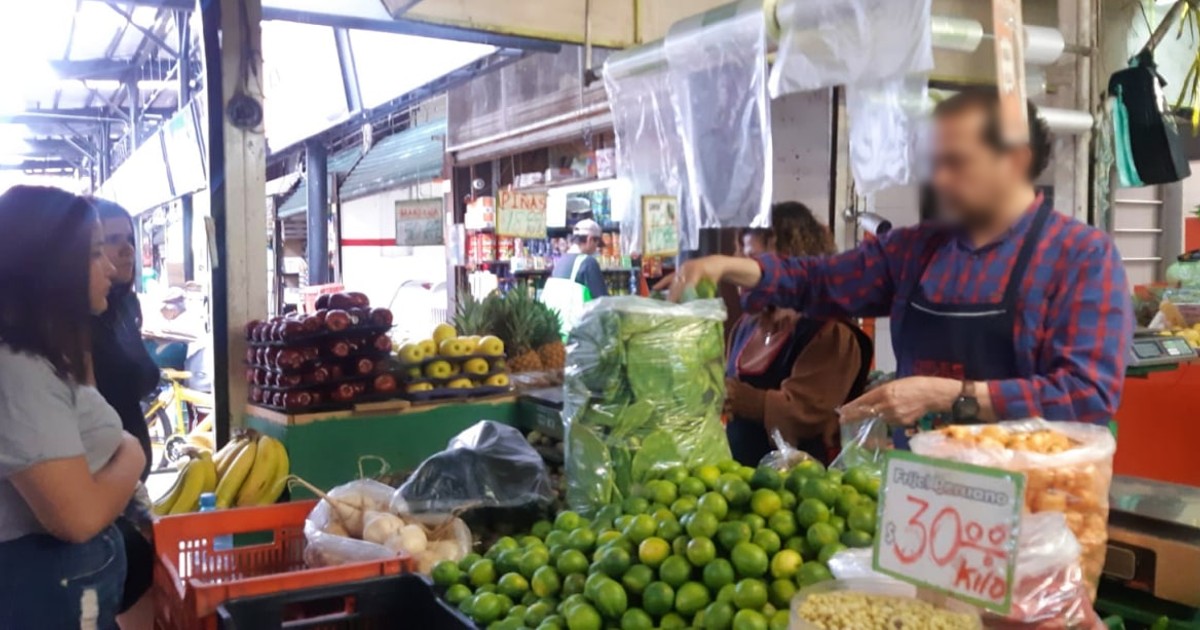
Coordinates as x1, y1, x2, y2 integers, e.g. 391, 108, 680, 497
276, 146, 363, 219
339, 120, 446, 202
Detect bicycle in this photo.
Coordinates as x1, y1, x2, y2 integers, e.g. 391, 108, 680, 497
143, 368, 214, 466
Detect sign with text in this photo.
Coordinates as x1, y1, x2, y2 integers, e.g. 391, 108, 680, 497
641, 195, 679, 257
991, 0, 1029, 144
395, 199, 444, 247
873, 450, 1023, 614
496, 190, 548, 239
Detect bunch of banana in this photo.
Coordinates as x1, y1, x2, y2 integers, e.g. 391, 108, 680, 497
212, 431, 291, 509
152, 449, 217, 516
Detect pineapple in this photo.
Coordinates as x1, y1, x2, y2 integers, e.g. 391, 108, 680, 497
500, 291, 543, 373
453, 292, 490, 336
533, 304, 566, 371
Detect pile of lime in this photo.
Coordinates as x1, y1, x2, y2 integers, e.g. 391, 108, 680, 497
431, 460, 880, 630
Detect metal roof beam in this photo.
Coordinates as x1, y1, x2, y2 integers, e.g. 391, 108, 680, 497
104, 1, 180, 58
51, 58, 176, 81
0, 108, 175, 126
0, 159, 76, 172
81, 0, 194, 13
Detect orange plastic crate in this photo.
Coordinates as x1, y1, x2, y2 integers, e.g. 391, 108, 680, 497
152, 500, 410, 630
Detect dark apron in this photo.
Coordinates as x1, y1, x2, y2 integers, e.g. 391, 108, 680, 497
892, 200, 1053, 448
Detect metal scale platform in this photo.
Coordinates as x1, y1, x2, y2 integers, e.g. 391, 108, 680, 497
1126, 331, 1197, 375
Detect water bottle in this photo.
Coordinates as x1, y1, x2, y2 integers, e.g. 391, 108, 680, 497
198, 492, 233, 551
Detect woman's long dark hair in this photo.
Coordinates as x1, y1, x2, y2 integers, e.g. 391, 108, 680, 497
771, 201, 835, 257
0, 186, 98, 382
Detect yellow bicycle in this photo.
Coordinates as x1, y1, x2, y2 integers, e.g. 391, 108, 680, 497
143, 368, 214, 465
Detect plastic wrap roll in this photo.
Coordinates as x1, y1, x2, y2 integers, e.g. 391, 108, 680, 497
1023, 25, 1065, 65
931, 16, 984, 52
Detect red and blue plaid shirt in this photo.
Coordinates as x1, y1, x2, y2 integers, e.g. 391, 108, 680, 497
744, 205, 1134, 424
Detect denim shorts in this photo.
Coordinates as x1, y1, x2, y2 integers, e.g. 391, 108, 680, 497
0, 524, 127, 630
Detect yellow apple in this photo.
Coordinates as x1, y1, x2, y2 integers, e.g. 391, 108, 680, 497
485, 373, 510, 387
424, 360, 453, 379
439, 338, 469, 357
405, 367, 423, 380
477, 335, 505, 357
406, 382, 434, 393
458, 336, 479, 354
397, 343, 425, 364
432, 323, 457, 345
463, 358, 490, 375
447, 377, 474, 389
417, 338, 437, 357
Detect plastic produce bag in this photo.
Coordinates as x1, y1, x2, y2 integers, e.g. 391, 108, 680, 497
758, 428, 816, 471
846, 76, 928, 193
665, 0, 772, 231
395, 421, 554, 513
564, 296, 730, 512
909, 420, 1116, 596
830, 412, 891, 474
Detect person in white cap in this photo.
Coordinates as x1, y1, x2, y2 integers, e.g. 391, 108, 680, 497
551, 219, 608, 299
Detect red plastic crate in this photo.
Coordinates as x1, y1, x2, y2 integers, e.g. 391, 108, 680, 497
152, 500, 410, 630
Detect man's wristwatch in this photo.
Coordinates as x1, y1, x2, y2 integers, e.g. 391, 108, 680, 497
951, 380, 982, 424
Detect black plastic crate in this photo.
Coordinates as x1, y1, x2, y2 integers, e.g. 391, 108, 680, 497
217, 574, 473, 630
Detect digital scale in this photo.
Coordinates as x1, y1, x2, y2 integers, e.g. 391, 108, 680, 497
1105, 476, 1200, 608
1127, 330, 1197, 370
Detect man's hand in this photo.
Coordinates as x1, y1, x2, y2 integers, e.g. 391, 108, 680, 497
839, 376, 960, 426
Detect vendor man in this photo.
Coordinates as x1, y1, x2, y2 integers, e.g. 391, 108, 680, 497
673, 88, 1133, 432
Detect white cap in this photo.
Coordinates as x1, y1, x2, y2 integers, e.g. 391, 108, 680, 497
572, 219, 602, 239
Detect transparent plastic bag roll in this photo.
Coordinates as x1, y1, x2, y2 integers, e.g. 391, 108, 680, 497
602, 50, 695, 255
846, 75, 928, 193
563, 296, 731, 513
665, 0, 772, 231
769, 0, 933, 96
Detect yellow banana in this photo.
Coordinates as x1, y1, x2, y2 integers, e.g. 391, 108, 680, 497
197, 452, 218, 494
215, 440, 257, 508
188, 433, 215, 452
215, 437, 250, 480
256, 440, 291, 506
235, 436, 280, 507
167, 458, 206, 515
152, 460, 190, 516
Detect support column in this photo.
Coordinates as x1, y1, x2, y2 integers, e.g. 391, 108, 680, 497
125, 78, 140, 147
201, 0, 267, 445
305, 140, 330, 285
181, 196, 195, 281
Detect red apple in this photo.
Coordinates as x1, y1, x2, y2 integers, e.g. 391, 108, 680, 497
309, 391, 324, 405
300, 347, 320, 362
309, 366, 331, 384
279, 373, 303, 388
355, 358, 375, 375
328, 293, 356, 310
369, 308, 393, 326
331, 383, 356, 402
275, 349, 303, 371
373, 374, 397, 393
329, 340, 351, 358
347, 292, 370, 307
330, 365, 345, 380
245, 348, 257, 364
281, 320, 305, 341
325, 310, 351, 332
312, 310, 328, 326
372, 334, 392, 352
315, 293, 332, 310
244, 320, 261, 340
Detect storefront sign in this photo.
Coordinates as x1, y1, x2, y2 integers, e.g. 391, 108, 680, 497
642, 195, 679, 257
496, 190, 548, 239
395, 199, 444, 247
991, 0, 1029, 143
873, 451, 1023, 614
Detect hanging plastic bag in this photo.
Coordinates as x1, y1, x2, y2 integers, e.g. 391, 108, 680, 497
757, 428, 816, 471
769, 0, 933, 97
846, 75, 928, 193
830, 410, 891, 475
564, 296, 730, 513
665, 0, 772, 231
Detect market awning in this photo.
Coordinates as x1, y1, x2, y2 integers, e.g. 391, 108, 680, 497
338, 119, 447, 201
276, 146, 364, 219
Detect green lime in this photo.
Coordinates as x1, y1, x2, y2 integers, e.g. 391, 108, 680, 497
638, 536, 671, 568
519, 546, 551, 579
695, 465, 723, 489
664, 466, 689, 484
497, 548, 522, 575
475, 584, 496, 594
532, 566, 562, 598
509, 604, 528, 622
444, 583, 472, 605
732, 609, 768, 630
742, 513, 766, 533
732, 579, 769, 610
660, 612, 689, 629
718, 460, 741, 473
769, 549, 802, 580
498, 572, 530, 599
843, 467, 875, 494
593, 578, 628, 619
680, 476, 708, 497
614, 515, 634, 532
583, 572, 610, 601
686, 510, 720, 539
779, 490, 797, 511
737, 466, 756, 482
672, 535, 690, 557
835, 486, 861, 516
716, 521, 752, 552
784, 469, 808, 495
750, 489, 783, 518
659, 555, 692, 588
620, 608, 654, 630
769, 579, 796, 608
769, 609, 790, 630
557, 549, 589, 575
458, 552, 483, 572
458, 593, 477, 616
686, 536, 718, 567
643, 480, 679, 506
623, 514, 658, 544
793, 460, 826, 478
537, 617, 564, 630
767, 510, 797, 539
596, 530, 622, 547
697, 492, 730, 519
522, 535, 546, 548
703, 600, 736, 630
526, 601, 555, 627
560, 593, 587, 614
730, 542, 769, 578
602, 536, 636, 557
545, 530, 569, 548
750, 467, 784, 491
469, 559, 498, 587
595, 546, 632, 578
752, 529, 781, 555
841, 529, 874, 549
818, 542, 847, 565
566, 528, 596, 552
719, 478, 753, 507
642, 581, 675, 617
531, 519, 553, 539
561, 573, 586, 596
807, 522, 839, 549
564, 602, 602, 630
848, 505, 877, 535
797, 561, 833, 587
658, 515, 684, 540
471, 592, 505, 624
675, 581, 711, 616
593, 504, 623, 531
828, 515, 846, 536
671, 496, 699, 518
796, 498, 831, 529
555, 512, 584, 532
622, 496, 651, 515
490, 536, 520, 555
622, 564, 654, 595
522, 591, 539, 606
814, 480, 842, 506
432, 560, 462, 586
716, 583, 737, 604
863, 476, 881, 500
702, 558, 736, 591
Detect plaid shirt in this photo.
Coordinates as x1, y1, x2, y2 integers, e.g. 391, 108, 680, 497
744, 205, 1134, 424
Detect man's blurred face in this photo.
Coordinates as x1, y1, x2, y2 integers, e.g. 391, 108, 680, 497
930, 107, 1032, 228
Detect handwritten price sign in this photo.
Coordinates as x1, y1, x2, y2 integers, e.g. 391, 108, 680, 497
873, 451, 1024, 613
642, 195, 679, 257
395, 199, 444, 246
497, 190, 548, 239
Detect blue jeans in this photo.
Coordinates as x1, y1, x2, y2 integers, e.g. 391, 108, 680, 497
0, 524, 126, 630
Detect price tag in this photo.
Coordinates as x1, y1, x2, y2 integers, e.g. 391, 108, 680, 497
497, 190, 548, 239
642, 195, 679, 257
395, 199, 444, 246
873, 450, 1024, 614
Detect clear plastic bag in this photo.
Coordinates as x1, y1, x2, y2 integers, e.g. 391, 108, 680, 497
564, 296, 730, 513
769, 0, 933, 96
846, 76, 928, 193
826, 548, 894, 582
790, 578, 981, 630
395, 421, 554, 513
758, 428, 816, 471
909, 420, 1116, 597
830, 412, 891, 474
665, 0, 772, 231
